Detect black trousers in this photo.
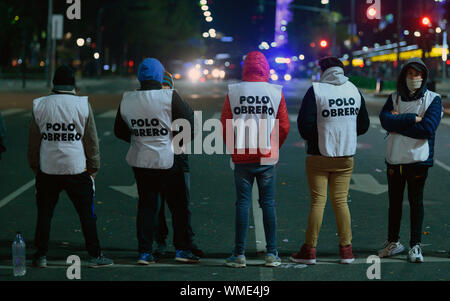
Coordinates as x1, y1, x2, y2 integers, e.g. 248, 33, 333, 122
387, 164, 429, 248
155, 172, 197, 249
34, 171, 101, 258
133, 165, 191, 253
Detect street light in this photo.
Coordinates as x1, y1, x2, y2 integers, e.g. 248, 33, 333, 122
76, 38, 85, 47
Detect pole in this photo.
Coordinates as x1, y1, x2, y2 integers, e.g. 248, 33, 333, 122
96, 8, 104, 78
396, 0, 402, 77
51, 37, 56, 84
349, 0, 355, 73
46, 0, 53, 88
443, 29, 448, 80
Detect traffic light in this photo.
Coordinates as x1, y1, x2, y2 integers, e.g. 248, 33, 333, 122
320, 39, 328, 48
367, 7, 377, 19
366, 0, 381, 20
421, 16, 432, 27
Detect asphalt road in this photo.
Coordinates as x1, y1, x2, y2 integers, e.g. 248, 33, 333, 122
0, 79, 449, 283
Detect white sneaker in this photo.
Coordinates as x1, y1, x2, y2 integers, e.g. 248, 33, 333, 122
408, 245, 424, 263
378, 241, 405, 258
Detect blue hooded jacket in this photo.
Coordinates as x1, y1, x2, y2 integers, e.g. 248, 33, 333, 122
137, 58, 164, 83
379, 58, 442, 167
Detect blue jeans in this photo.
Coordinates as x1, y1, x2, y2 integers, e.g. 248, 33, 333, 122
233, 163, 277, 255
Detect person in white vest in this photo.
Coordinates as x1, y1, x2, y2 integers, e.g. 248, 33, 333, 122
114, 58, 199, 264
378, 58, 442, 263
27, 65, 113, 268
220, 51, 290, 268
292, 56, 370, 265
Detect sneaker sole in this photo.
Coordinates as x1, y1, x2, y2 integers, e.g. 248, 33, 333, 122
290, 257, 316, 265
265, 262, 282, 267
175, 258, 200, 264
408, 257, 424, 263
225, 262, 246, 268
137, 260, 155, 265
32, 264, 47, 268
340, 258, 355, 264
378, 246, 405, 258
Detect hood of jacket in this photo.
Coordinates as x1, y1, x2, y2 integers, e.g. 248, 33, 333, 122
138, 58, 164, 83
242, 51, 270, 82
320, 67, 348, 85
397, 57, 429, 101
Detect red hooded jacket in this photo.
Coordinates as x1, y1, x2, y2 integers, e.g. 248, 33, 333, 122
220, 51, 290, 164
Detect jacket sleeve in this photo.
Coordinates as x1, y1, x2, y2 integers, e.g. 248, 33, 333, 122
399, 96, 442, 139
27, 111, 41, 173
379, 95, 417, 132
276, 93, 290, 148
297, 87, 318, 142
220, 94, 234, 153
172, 90, 195, 144
0, 112, 6, 156
114, 104, 131, 143
357, 92, 370, 136
82, 103, 100, 176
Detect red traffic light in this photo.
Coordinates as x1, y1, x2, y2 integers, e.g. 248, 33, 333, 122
421, 17, 431, 26
320, 40, 328, 48
367, 7, 377, 18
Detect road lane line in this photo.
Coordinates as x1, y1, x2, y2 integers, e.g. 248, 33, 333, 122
435, 160, 450, 172
0, 109, 26, 117
369, 116, 381, 125
1, 255, 448, 270
0, 179, 35, 209
440, 118, 450, 127
288, 114, 297, 123
211, 113, 221, 120
252, 182, 266, 254
97, 110, 117, 118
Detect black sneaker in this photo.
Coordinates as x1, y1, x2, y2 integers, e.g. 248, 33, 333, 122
88, 253, 114, 268
175, 250, 200, 263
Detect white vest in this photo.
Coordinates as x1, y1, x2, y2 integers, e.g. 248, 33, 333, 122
33, 94, 89, 175
120, 90, 174, 169
313, 81, 362, 157
386, 90, 439, 164
228, 82, 282, 151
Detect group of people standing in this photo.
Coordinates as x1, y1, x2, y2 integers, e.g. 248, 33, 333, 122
24, 50, 442, 269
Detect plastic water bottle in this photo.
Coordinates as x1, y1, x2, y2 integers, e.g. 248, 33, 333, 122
12, 232, 26, 277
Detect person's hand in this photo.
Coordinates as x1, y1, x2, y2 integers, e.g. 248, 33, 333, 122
415, 116, 422, 123
391, 110, 399, 115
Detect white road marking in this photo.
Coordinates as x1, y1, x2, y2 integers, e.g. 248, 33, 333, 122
370, 116, 381, 125
252, 183, 266, 254
440, 118, 450, 126
97, 110, 117, 118
110, 183, 138, 199
0, 179, 35, 209
289, 114, 297, 123
435, 160, 450, 172
350, 174, 388, 195
1, 109, 26, 117
1, 255, 448, 270
211, 113, 221, 120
